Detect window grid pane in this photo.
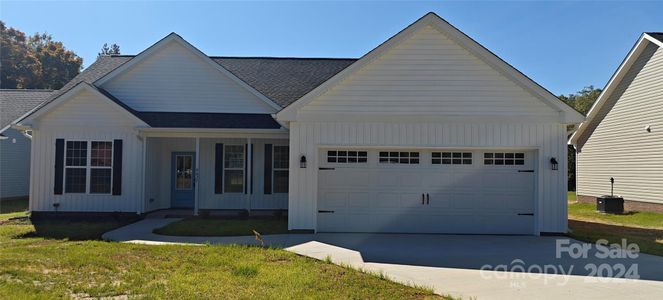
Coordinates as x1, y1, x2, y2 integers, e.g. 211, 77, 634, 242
327, 150, 368, 164
379, 151, 420, 164
432, 152, 472, 165
91, 141, 113, 167
224, 145, 244, 169
66, 141, 87, 166
65, 168, 87, 193
484, 152, 525, 166
224, 170, 244, 193
273, 170, 289, 193
90, 169, 111, 194
274, 146, 289, 169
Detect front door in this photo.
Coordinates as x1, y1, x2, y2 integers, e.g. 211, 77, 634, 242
171, 152, 195, 208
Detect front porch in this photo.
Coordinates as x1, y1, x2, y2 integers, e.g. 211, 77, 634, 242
139, 129, 290, 215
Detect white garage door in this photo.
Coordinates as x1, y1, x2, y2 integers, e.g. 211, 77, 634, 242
317, 149, 536, 234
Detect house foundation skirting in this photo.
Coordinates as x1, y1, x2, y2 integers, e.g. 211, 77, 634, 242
577, 195, 663, 213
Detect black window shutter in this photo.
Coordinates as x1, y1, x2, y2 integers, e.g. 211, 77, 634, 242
112, 139, 123, 195
264, 144, 272, 195
214, 143, 223, 194
54, 139, 64, 195
244, 144, 248, 194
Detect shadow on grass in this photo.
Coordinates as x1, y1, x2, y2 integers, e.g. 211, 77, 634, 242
15, 216, 142, 241
569, 220, 663, 257
0, 197, 28, 214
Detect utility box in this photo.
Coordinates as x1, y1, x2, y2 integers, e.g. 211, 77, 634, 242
597, 196, 624, 214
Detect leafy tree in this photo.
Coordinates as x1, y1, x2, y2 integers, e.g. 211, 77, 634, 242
98, 43, 121, 57
28, 33, 84, 89
559, 86, 602, 191
0, 21, 82, 89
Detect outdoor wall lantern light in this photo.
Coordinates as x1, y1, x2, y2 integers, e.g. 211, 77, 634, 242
300, 155, 307, 168
550, 157, 558, 170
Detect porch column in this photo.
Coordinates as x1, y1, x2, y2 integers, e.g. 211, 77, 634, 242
247, 137, 252, 213
194, 137, 200, 216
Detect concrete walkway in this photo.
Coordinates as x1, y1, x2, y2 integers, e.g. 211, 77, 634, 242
103, 218, 663, 299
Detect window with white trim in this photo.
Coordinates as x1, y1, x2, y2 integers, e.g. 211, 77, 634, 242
273, 145, 289, 193
379, 151, 420, 164
64, 140, 113, 194
224, 145, 244, 193
327, 150, 368, 163
432, 152, 472, 165
484, 152, 525, 165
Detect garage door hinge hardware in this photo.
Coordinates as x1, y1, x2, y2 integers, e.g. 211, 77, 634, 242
517, 170, 535, 173
319, 167, 335, 170
318, 210, 335, 213
426, 193, 430, 205
517, 213, 534, 216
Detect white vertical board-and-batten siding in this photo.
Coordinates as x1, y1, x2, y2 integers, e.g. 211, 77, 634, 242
577, 42, 663, 204
288, 121, 569, 233
29, 89, 144, 212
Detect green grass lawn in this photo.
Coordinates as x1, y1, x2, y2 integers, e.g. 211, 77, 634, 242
154, 217, 289, 236
0, 212, 442, 299
567, 192, 663, 256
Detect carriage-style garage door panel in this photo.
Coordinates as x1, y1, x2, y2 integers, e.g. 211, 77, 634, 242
317, 149, 536, 234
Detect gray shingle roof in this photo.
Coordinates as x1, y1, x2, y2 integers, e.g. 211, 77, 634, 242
17, 55, 357, 127
647, 32, 663, 43
0, 89, 54, 131
213, 57, 356, 107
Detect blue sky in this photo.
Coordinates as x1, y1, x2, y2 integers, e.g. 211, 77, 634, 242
1, 1, 661, 95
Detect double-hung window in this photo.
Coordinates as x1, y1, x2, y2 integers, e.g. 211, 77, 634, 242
273, 146, 289, 193
224, 145, 244, 193
64, 140, 113, 194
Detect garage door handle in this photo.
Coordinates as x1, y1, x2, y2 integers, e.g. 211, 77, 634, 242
319, 167, 335, 170
318, 210, 334, 213
517, 213, 534, 216
518, 170, 534, 173
421, 194, 425, 205
426, 193, 430, 205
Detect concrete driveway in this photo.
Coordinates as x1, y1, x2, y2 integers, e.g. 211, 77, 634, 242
104, 219, 663, 299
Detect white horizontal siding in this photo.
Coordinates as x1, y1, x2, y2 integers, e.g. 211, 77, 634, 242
288, 121, 568, 233
0, 129, 31, 199
102, 40, 275, 114
144, 137, 288, 212
577, 42, 663, 204
301, 25, 557, 117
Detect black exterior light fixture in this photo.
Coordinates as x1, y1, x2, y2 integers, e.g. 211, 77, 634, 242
550, 157, 558, 170
300, 155, 307, 168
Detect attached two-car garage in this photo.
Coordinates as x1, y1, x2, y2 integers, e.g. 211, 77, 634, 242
317, 149, 537, 234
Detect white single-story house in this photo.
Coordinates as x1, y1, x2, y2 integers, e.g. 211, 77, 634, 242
569, 32, 663, 212
13, 13, 583, 234
0, 89, 53, 201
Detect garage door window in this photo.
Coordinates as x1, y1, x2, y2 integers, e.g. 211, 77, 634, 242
327, 150, 368, 163
379, 151, 419, 164
432, 152, 472, 165
484, 152, 525, 165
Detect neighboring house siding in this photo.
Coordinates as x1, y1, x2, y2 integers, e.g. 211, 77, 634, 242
301, 25, 558, 117
0, 129, 31, 199
101, 40, 276, 113
287, 121, 569, 233
577, 42, 663, 204
30, 90, 144, 212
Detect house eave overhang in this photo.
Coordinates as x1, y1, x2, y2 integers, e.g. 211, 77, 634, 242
569, 34, 660, 146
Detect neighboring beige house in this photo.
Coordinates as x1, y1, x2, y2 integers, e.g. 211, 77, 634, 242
569, 32, 663, 212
